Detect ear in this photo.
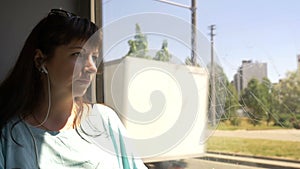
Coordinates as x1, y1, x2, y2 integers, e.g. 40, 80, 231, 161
34, 49, 47, 69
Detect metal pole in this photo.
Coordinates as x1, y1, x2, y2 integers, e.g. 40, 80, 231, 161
154, 0, 190, 9
209, 25, 216, 126
154, 0, 197, 66
191, 0, 197, 66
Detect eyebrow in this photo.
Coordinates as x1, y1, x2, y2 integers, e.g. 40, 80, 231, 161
69, 46, 87, 52
69, 46, 99, 53
69, 46, 83, 49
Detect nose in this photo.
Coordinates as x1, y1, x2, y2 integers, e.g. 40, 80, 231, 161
84, 55, 97, 74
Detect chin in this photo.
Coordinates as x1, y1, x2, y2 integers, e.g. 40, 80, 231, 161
73, 91, 87, 97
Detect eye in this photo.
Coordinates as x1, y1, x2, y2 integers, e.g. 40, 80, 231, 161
71, 52, 81, 57
92, 54, 99, 64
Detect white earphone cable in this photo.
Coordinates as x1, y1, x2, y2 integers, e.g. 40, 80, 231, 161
35, 73, 51, 127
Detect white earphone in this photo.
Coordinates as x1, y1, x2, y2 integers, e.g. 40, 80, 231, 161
41, 65, 48, 74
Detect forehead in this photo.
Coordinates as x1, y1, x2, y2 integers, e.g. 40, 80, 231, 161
67, 39, 86, 48
67, 40, 99, 52
63, 39, 99, 53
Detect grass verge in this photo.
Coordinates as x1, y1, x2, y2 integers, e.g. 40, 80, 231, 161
207, 136, 300, 160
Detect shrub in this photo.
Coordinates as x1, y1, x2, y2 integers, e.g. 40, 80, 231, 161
273, 114, 292, 128
290, 117, 300, 129
230, 117, 241, 126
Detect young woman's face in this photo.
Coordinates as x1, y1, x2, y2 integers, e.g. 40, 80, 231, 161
45, 40, 99, 97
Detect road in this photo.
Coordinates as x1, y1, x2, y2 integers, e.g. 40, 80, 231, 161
184, 158, 266, 169
183, 153, 300, 169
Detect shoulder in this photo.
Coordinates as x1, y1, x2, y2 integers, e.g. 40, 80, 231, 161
94, 104, 124, 129
1, 117, 34, 152
85, 104, 126, 132
92, 104, 121, 120
1, 117, 24, 137
83, 104, 149, 169
0, 119, 38, 169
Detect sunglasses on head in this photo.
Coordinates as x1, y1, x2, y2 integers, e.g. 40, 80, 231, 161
48, 8, 78, 18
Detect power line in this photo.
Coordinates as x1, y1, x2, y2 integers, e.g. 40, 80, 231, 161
154, 0, 197, 66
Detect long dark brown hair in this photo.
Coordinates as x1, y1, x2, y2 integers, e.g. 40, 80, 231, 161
0, 9, 100, 131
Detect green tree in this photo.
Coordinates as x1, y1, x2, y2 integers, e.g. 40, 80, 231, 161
184, 57, 200, 67
206, 63, 229, 124
241, 77, 280, 126
277, 71, 300, 114
259, 78, 276, 126
154, 40, 172, 62
275, 71, 300, 128
224, 82, 241, 126
125, 24, 151, 59
241, 78, 264, 126
259, 78, 272, 125
126, 40, 137, 56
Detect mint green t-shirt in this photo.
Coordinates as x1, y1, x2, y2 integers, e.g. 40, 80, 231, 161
0, 104, 147, 169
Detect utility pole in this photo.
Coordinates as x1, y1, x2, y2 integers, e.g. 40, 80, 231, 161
191, 0, 197, 66
209, 24, 216, 126
154, 0, 197, 66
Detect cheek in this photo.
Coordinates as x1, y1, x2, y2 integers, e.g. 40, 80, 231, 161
55, 68, 73, 85
56, 63, 76, 83
73, 62, 84, 77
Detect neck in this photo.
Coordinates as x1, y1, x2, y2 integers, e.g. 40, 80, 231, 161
30, 76, 87, 131
30, 92, 80, 131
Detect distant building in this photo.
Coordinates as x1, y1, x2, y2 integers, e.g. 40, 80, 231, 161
234, 60, 268, 96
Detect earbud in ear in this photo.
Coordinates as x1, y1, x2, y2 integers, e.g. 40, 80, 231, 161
41, 65, 48, 74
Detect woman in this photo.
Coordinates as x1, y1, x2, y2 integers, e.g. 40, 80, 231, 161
0, 9, 147, 169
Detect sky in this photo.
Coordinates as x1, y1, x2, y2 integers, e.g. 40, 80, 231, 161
102, 0, 300, 83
